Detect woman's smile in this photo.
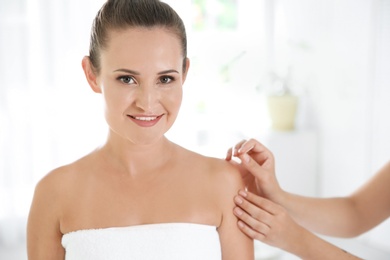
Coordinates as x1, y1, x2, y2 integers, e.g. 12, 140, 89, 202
127, 114, 164, 127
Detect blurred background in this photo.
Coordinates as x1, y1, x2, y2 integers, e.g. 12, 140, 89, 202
0, 0, 389, 259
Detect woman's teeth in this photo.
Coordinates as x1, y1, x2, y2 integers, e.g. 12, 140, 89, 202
135, 116, 157, 121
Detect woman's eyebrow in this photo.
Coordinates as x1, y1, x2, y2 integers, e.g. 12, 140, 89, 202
113, 69, 179, 75
113, 68, 140, 75
158, 69, 179, 75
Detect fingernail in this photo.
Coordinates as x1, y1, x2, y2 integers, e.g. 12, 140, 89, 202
239, 190, 247, 197
234, 207, 243, 216
238, 221, 245, 228
238, 145, 254, 154
234, 196, 243, 204
226, 148, 233, 158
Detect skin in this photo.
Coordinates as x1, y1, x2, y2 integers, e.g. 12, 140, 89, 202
226, 138, 390, 259
27, 27, 254, 260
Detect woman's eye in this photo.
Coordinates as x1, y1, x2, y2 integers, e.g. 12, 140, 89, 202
119, 76, 135, 84
160, 76, 173, 84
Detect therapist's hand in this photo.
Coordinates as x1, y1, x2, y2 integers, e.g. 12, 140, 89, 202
226, 139, 282, 201
234, 190, 364, 259
233, 190, 306, 253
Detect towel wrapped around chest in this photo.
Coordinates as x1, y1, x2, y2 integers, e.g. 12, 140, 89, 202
62, 223, 222, 260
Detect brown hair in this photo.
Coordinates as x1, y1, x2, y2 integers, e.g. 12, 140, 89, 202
89, 0, 187, 73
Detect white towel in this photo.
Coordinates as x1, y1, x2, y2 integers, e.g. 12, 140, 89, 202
62, 223, 222, 260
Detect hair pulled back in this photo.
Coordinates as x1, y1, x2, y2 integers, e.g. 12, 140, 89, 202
89, 0, 187, 73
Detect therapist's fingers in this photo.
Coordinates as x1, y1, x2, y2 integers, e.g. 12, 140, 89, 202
234, 138, 267, 155
234, 202, 271, 231
237, 151, 270, 181
234, 210, 270, 241
226, 139, 248, 160
229, 138, 279, 197
234, 193, 306, 252
233, 192, 280, 240
235, 190, 279, 216
233, 139, 275, 172
234, 191, 290, 238
243, 139, 274, 164
225, 147, 232, 161
238, 139, 275, 178
232, 139, 247, 156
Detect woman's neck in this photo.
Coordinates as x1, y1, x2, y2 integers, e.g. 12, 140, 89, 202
98, 131, 176, 178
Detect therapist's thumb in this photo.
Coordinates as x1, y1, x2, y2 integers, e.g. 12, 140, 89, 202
239, 153, 266, 179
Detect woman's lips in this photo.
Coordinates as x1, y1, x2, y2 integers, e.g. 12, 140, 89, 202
127, 114, 163, 127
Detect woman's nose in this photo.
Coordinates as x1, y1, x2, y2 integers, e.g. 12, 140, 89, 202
135, 85, 159, 110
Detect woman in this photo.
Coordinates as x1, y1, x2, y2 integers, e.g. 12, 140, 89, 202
27, 1, 254, 259
227, 138, 390, 259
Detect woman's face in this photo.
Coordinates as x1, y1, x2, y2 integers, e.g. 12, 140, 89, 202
90, 27, 189, 145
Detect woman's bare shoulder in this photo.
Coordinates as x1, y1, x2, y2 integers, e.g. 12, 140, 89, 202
180, 147, 244, 192
34, 151, 97, 195
208, 156, 244, 192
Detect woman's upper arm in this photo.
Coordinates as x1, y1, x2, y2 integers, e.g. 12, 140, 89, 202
217, 163, 254, 260
27, 173, 65, 260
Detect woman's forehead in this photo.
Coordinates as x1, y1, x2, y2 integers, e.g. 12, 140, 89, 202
101, 27, 183, 71
106, 27, 181, 52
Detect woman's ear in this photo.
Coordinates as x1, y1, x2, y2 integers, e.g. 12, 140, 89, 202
182, 58, 190, 84
82, 56, 101, 93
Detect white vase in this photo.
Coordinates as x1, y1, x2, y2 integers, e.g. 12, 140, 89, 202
267, 94, 298, 131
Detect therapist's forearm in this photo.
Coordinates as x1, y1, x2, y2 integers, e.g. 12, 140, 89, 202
290, 227, 362, 260
277, 192, 361, 237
